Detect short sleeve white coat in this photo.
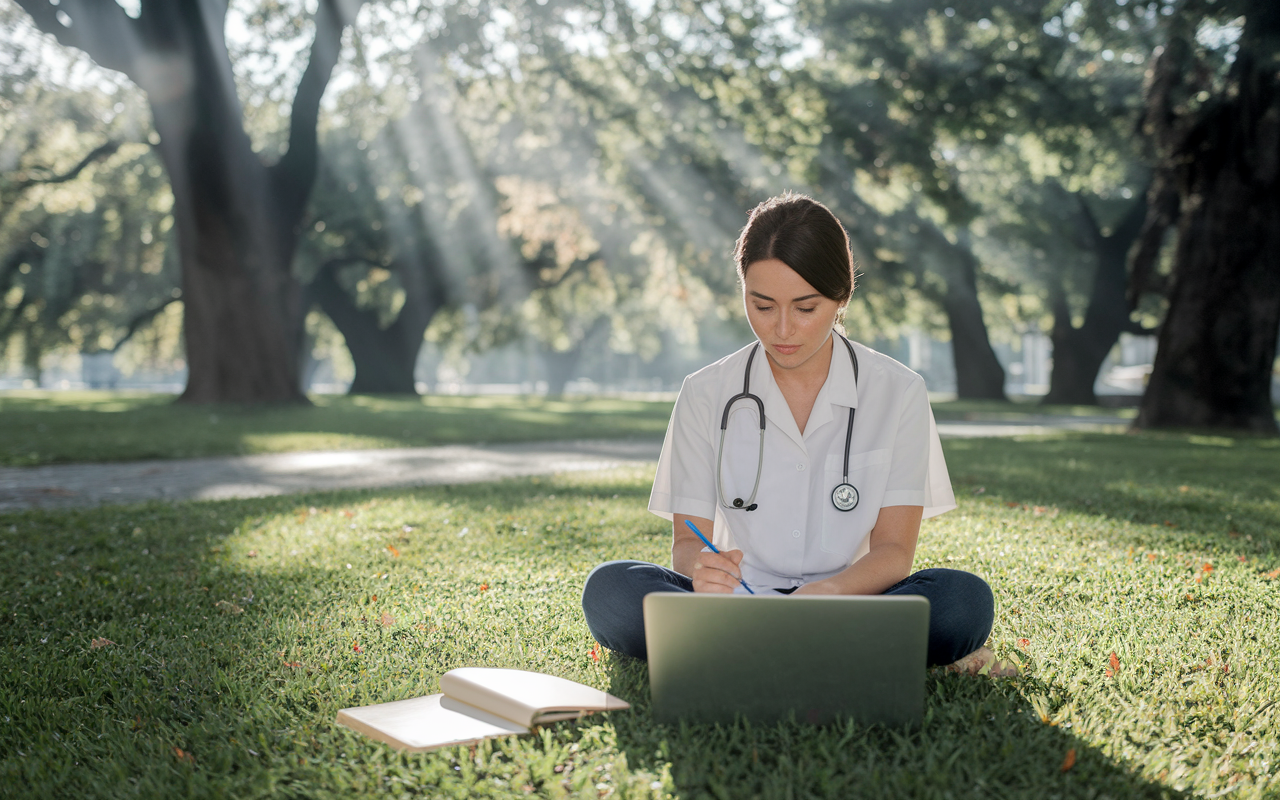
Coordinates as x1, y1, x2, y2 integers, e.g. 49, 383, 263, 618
648, 337, 956, 593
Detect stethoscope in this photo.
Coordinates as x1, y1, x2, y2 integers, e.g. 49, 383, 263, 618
716, 333, 861, 513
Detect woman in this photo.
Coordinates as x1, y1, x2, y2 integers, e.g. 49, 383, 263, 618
581, 193, 1010, 675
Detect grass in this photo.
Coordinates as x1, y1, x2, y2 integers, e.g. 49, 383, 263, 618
5, 390, 1276, 468
2, 430, 1279, 798
0, 392, 675, 467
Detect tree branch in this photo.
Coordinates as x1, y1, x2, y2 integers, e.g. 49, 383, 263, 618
109, 295, 182, 354
13, 0, 141, 77
1127, 172, 1180, 309
8, 141, 120, 194
271, 0, 366, 220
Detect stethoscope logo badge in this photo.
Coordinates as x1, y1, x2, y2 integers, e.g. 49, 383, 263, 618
831, 483, 859, 511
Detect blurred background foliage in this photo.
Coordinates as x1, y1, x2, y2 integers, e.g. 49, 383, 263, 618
0, 0, 1272, 415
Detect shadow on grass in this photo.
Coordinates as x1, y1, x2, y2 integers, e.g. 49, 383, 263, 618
601, 656, 1181, 799
944, 431, 1280, 558
0, 392, 674, 467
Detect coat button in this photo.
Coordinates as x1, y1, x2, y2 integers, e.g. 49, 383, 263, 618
792, 530, 801, 538
796, 463, 806, 471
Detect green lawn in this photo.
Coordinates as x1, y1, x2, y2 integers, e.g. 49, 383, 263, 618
0, 392, 675, 467
2, 431, 1278, 798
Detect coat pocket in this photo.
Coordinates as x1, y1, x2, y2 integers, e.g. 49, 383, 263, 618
819, 448, 892, 560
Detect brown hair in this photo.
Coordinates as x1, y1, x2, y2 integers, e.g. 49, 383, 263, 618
733, 192, 855, 304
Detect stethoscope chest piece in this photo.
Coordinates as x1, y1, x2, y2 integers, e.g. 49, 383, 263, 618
831, 482, 859, 512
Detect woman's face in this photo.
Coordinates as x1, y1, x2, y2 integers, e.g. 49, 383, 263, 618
743, 258, 842, 373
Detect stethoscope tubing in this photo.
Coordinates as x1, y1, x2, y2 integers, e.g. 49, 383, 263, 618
717, 332, 860, 512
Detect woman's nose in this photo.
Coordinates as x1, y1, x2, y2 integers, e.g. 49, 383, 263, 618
777, 310, 793, 338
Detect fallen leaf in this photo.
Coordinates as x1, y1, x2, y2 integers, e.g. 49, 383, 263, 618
370, 595, 377, 603
1266, 568, 1280, 580
1148, 553, 1157, 561
173, 747, 194, 764
1017, 638, 1030, 648
387, 545, 400, 558
479, 583, 489, 592
1006, 501, 1020, 508
247, 550, 258, 558
342, 510, 355, 518
90, 637, 115, 649
380, 612, 395, 627
1106, 651, 1120, 677
283, 661, 302, 668
414, 623, 428, 631
1164, 521, 1176, 527
1179, 485, 1189, 492
1186, 593, 1194, 600
1238, 556, 1247, 562
353, 642, 363, 654
216, 600, 244, 614
1033, 506, 1046, 515
1202, 563, 1213, 573
590, 643, 600, 663
1060, 748, 1076, 772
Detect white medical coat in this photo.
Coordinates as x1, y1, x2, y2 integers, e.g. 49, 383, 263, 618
648, 338, 956, 593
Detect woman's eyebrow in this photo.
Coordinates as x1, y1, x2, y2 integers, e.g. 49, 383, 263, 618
748, 290, 822, 302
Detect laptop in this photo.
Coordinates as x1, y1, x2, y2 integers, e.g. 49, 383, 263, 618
643, 593, 929, 727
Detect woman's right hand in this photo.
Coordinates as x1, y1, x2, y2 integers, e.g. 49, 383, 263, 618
691, 548, 746, 593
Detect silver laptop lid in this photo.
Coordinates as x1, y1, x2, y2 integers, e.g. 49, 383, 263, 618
643, 593, 929, 727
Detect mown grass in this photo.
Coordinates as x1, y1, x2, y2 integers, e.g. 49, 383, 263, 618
2, 431, 1279, 799
0, 392, 675, 467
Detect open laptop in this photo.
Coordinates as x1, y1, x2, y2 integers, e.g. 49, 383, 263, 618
643, 593, 929, 727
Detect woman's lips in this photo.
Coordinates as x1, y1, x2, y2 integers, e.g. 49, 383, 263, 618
773, 344, 801, 355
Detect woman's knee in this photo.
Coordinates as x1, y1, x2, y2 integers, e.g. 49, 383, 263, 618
581, 560, 664, 659
910, 569, 995, 664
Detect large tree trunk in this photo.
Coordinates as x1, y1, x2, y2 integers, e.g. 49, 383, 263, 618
307, 259, 443, 395
16, 0, 361, 404
939, 231, 1007, 400
1130, 6, 1280, 432
1043, 192, 1149, 406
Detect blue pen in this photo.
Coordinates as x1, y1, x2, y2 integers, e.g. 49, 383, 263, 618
684, 519, 755, 594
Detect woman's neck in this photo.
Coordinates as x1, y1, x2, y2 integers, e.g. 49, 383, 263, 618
766, 333, 834, 434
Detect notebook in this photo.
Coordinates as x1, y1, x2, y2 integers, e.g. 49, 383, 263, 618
643, 593, 929, 727
336, 667, 630, 752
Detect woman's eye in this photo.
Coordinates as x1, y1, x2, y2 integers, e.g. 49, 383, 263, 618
754, 305, 773, 312
798, 307, 817, 314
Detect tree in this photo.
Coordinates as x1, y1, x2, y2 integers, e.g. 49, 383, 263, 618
1130, 0, 1280, 432
14, 0, 364, 403
1, 61, 178, 385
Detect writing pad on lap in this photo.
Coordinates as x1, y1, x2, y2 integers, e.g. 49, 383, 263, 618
643, 594, 928, 727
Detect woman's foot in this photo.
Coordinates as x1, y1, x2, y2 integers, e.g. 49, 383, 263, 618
945, 645, 1019, 677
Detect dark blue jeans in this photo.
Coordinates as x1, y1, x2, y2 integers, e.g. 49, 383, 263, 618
581, 561, 994, 666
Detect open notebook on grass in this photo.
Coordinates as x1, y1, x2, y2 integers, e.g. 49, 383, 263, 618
336, 667, 630, 752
